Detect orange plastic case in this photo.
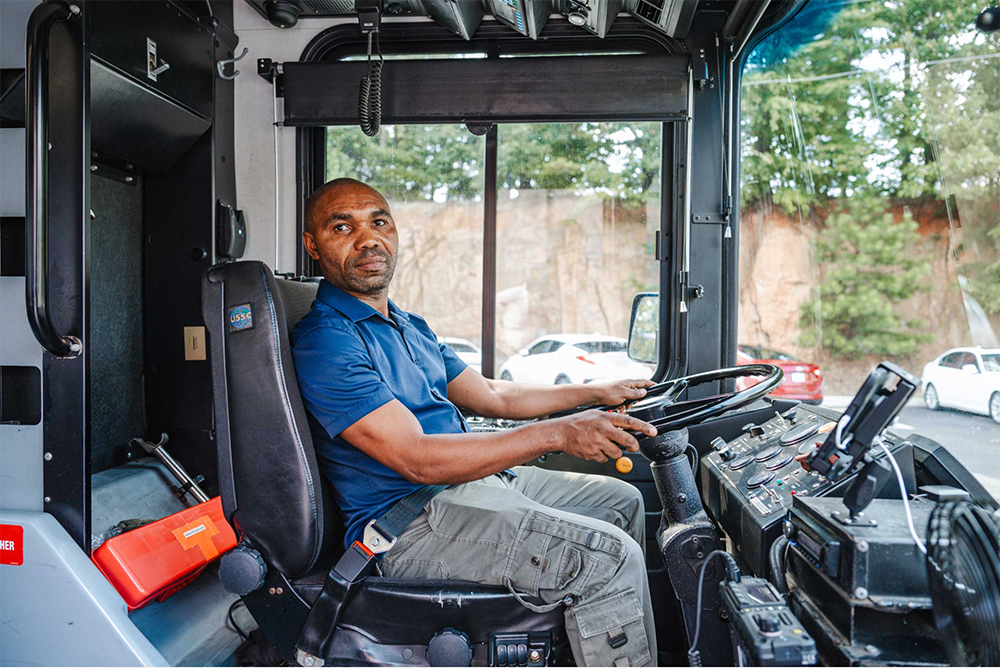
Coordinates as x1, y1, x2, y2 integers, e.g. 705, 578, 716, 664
92, 496, 237, 610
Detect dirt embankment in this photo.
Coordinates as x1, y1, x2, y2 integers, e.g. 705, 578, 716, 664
739, 204, 999, 394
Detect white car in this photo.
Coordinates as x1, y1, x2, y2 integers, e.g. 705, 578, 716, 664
921, 347, 1000, 423
498, 334, 654, 385
438, 337, 482, 374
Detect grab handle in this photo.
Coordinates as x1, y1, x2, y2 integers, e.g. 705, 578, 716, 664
25, 1, 82, 358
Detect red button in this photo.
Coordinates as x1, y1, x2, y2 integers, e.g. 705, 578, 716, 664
1, 524, 24, 566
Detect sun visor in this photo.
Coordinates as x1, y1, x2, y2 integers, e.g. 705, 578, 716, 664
282, 54, 690, 126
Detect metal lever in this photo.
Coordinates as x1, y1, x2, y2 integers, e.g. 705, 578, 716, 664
217, 47, 248, 80
150, 61, 170, 77
131, 433, 210, 504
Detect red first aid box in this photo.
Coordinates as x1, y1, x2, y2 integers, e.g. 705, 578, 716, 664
92, 496, 238, 610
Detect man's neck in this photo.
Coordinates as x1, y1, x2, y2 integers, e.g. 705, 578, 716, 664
338, 284, 390, 319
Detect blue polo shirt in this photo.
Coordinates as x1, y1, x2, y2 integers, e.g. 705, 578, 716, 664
290, 280, 470, 548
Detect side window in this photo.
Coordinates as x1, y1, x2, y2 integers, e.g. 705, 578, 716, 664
527, 341, 550, 356
960, 352, 980, 371
548, 341, 565, 353
940, 353, 961, 368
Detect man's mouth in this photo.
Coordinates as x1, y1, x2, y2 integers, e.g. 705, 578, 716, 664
354, 255, 388, 272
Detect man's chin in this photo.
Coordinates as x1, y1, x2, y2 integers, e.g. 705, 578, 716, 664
345, 274, 392, 295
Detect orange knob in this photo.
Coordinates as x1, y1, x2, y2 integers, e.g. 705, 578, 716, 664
615, 457, 633, 474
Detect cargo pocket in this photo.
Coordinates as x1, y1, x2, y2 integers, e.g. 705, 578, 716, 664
568, 587, 651, 667
503, 511, 556, 597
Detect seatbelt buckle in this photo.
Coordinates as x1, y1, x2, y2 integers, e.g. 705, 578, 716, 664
333, 539, 378, 583
362, 519, 397, 555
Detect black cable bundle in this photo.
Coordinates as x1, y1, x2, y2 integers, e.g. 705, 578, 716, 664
359, 32, 384, 137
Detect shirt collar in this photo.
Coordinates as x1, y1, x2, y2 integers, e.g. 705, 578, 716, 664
316, 279, 408, 324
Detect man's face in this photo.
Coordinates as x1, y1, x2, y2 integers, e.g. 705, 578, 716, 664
303, 184, 399, 296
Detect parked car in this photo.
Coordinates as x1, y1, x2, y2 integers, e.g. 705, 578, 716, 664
921, 347, 1000, 423
736, 344, 824, 404
498, 334, 654, 385
438, 336, 482, 374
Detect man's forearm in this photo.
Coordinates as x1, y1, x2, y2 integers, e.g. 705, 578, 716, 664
405, 420, 565, 484
483, 380, 599, 420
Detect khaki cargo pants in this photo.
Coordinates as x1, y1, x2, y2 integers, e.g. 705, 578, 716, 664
380, 466, 657, 667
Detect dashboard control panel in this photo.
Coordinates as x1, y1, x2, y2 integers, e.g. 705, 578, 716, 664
699, 403, 912, 578
705, 407, 837, 521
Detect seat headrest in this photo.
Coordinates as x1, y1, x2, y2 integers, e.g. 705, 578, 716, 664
202, 261, 339, 578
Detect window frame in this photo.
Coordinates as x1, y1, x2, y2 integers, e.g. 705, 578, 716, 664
298, 18, 686, 381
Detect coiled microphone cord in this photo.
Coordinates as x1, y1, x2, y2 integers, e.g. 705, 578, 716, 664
359, 31, 384, 137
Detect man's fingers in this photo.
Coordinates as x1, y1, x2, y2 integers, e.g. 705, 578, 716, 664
604, 423, 640, 452
606, 412, 657, 437
627, 385, 648, 399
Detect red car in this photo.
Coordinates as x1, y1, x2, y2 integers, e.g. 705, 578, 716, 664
736, 345, 824, 404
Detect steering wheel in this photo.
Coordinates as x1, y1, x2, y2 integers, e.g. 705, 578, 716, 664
571, 364, 784, 462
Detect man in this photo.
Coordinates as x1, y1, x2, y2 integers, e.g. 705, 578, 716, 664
291, 178, 659, 667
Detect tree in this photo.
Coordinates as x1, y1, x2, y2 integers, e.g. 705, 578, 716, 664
326, 121, 662, 204
798, 198, 934, 358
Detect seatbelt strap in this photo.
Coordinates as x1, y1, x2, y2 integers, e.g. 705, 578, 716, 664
334, 484, 449, 583
296, 484, 451, 666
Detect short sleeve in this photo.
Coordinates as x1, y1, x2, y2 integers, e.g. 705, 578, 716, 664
438, 341, 469, 383
291, 325, 395, 438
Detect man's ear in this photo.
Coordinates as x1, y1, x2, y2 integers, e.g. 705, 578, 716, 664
302, 231, 321, 260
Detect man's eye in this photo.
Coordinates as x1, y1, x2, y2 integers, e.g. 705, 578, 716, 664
333, 223, 350, 232
373, 219, 388, 226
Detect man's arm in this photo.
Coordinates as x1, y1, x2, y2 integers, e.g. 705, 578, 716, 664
341, 398, 656, 485
445, 366, 654, 420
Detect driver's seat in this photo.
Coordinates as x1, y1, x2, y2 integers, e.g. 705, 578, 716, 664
202, 261, 567, 666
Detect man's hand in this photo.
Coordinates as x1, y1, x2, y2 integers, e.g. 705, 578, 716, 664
557, 410, 657, 463
586, 378, 656, 408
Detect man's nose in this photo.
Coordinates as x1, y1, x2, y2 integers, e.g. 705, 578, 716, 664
355, 229, 382, 250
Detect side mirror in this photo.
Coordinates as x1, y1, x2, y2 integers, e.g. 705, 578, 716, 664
518, 348, 529, 357
627, 292, 658, 365
962, 364, 980, 374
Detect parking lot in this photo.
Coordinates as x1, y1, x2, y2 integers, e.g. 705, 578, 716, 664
823, 397, 1000, 501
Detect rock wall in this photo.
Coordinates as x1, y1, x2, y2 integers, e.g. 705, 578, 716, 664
388, 190, 660, 361
738, 204, 998, 394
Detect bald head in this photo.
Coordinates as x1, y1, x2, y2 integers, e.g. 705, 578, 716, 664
301, 178, 399, 300
305, 178, 390, 235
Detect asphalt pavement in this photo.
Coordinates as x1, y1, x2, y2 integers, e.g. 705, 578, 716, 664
821, 397, 1000, 501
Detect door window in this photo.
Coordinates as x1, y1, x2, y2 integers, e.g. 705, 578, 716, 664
940, 353, 962, 369
495, 122, 662, 383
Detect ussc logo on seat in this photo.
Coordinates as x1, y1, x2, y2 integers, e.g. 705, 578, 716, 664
228, 303, 254, 332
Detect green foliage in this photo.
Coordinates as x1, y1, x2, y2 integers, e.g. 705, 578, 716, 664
326, 122, 661, 203
798, 199, 934, 358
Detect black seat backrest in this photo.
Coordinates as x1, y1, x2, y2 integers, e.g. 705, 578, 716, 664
202, 261, 339, 578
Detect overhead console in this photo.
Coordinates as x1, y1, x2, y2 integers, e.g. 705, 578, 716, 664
244, 0, 699, 39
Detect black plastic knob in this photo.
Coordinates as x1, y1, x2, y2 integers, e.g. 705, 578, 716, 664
749, 425, 765, 438
719, 445, 736, 461
756, 614, 781, 633
711, 437, 728, 451
218, 545, 267, 595
428, 628, 473, 667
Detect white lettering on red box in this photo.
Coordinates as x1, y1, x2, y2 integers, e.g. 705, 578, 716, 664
183, 525, 207, 539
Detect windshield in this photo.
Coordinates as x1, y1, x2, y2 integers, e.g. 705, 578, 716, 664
742, 0, 1000, 495
326, 118, 662, 385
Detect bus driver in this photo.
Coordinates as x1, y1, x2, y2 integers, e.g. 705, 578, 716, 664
291, 178, 659, 667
